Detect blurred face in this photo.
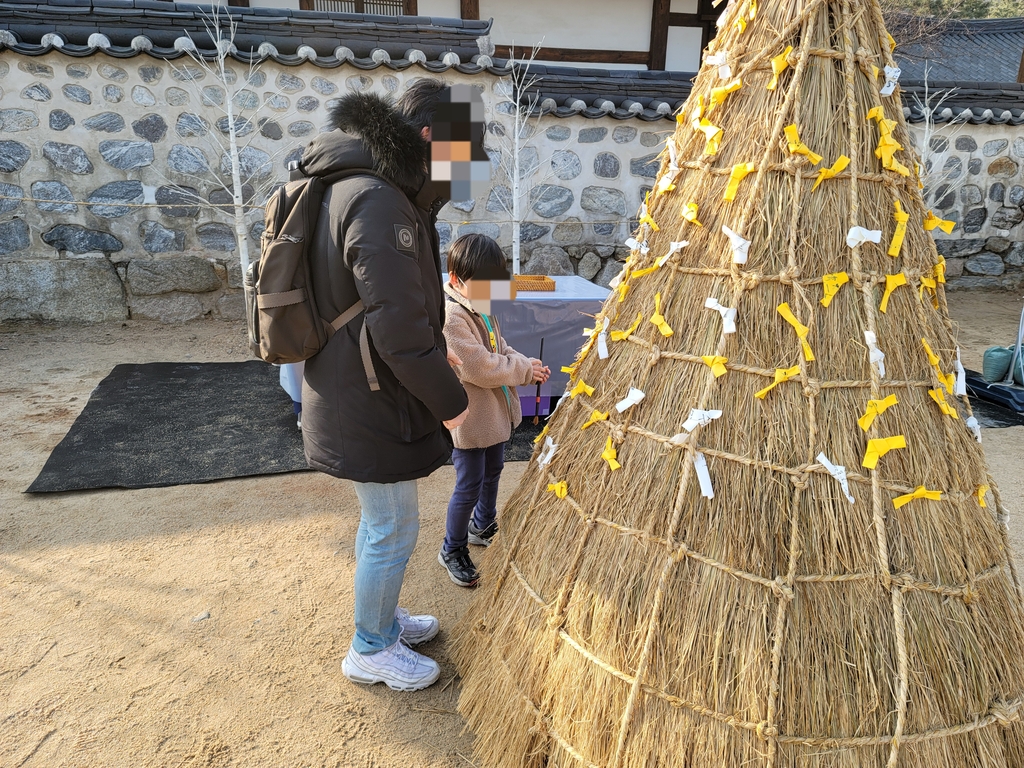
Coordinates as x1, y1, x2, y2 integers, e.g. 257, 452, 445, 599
428, 84, 490, 202
450, 259, 515, 315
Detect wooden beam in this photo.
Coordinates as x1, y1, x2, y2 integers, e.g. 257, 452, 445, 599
1018, 48, 1024, 84
403, 0, 417, 14
460, 0, 479, 20
649, 0, 671, 71
227, 0, 249, 6
493, 45, 649, 65
298, 0, 313, 9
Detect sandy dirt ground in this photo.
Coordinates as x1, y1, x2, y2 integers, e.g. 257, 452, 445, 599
1, 289, 1022, 768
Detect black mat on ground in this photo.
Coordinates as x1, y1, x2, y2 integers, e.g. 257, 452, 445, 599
27, 362, 543, 493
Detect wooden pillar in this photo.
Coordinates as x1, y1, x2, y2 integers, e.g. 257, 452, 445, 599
648, 0, 670, 71
403, 0, 418, 13
460, 0, 479, 20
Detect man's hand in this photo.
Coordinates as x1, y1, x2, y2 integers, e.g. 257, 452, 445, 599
530, 359, 551, 384
443, 407, 469, 430
446, 350, 463, 367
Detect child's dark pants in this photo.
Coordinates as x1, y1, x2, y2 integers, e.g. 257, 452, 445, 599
444, 442, 505, 552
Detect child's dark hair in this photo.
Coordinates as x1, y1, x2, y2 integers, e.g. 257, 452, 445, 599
447, 234, 509, 282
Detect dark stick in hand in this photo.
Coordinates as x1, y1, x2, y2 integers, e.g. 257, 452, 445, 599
533, 338, 544, 425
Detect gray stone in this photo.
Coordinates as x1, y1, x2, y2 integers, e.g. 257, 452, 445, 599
989, 157, 1019, 177
132, 85, 156, 107
517, 147, 540, 178
594, 258, 625, 288
216, 117, 254, 137
0, 218, 29, 254
929, 136, 949, 153
221, 146, 272, 180
545, 126, 570, 142
226, 261, 243, 289
594, 152, 620, 179
128, 255, 221, 294
288, 121, 314, 138
166, 87, 189, 106
581, 186, 626, 215
208, 184, 254, 207
577, 252, 601, 280
31, 181, 76, 213
0, 141, 29, 173
382, 75, 399, 92
485, 185, 512, 213
250, 221, 266, 243
196, 222, 237, 252
259, 119, 283, 140
936, 191, 956, 210
277, 73, 305, 93
551, 150, 582, 181
99, 63, 128, 83
1006, 243, 1024, 267
217, 292, 245, 319
640, 131, 665, 147
83, 112, 125, 133
991, 206, 1024, 230
991, 182, 1006, 203
964, 253, 1005, 276
945, 258, 965, 277
487, 121, 505, 138
530, 185, 574, 218
22, 83, 52, 102
175, 113, 209, 138
19, 61, 53, 78
435, 222, 451, 253
131, 294, 204, 323
578, 127, 607, 143
450, 199, 476, 213
156, 185, 200, 218
969, 158, 982, 175
66, 64, 90, 79
167, 144, 210, 174
984, 139, 1009, 157
986, 236, 1012, 254
962, 208, 988, 233
553, 217, 583, 244
138, 65, 162, 84
1014, 137, 1024, 159
49, 109, 74, 131
297, 96, 320, 112
42, 224, 123, 254
943, 156, 962, 180
594, 245, 616, 258
86, 180, 144, 218
612, 126, 637, 144
265, 94, 290, 112
960, 184, 982, 205
1010, 186, 1024, 207
0, 109, 39, 133
630, 152, 660, 179
246, 71, 266, 88
0, 258, 126, 322
172, 65, 205, 84
955, 136, 977, 152
132, 114, 167, 143
594, 222, 616, 236
520, 222, 549, 242
42, 141, 93, 174
0, 183, 21, 215
526, 245, 573, 276
138, 221, 186, 253
99, 140, 154, 170
311, 76, 337, 96
283, 148, 304, 169
457, 223, 501, 240
103, 85, 124, 104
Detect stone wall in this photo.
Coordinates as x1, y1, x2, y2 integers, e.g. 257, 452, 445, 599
1, 48, 1022, 323
915, 127, 1024, 289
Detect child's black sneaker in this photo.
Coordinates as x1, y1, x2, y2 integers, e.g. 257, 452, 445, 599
438, 546, 480, 587
468, 520, 498, 547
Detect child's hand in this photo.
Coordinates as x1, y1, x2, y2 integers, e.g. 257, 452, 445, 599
530, 359, 551, 384
446, 349, 463, 367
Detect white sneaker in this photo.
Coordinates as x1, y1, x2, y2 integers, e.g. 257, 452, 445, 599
342, 639, 440, 691
395, 607, 439, 646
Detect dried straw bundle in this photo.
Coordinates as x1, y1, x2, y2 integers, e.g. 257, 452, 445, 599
452, 0, 1024, 766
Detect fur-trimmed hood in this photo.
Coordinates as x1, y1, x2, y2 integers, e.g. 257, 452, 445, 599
300, 92, 427, 194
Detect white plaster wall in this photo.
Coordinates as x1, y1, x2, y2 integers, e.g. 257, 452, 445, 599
479, 0, 652, 54
665, 25, 703, 72
417, 0, 462, 18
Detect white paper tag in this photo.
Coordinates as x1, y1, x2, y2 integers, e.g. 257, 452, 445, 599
722, 225, 750, 264
954, 348, 967, 397
625, 237, 650, 255
966, 416, 982, 443
694, 452, 715, 498
847, 226, 883, 248
615, 387, 646, 414
865, 330, 886, 379
597, 317, 610, 359
538, 436, 558, 466
817, 452, 855, 504
705, 50, 731, 80
704, 297, 737, 334
880, 65, 901, 97
682, 408, 723, 432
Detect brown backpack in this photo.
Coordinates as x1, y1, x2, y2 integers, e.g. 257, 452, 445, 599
244, 169, 380, 390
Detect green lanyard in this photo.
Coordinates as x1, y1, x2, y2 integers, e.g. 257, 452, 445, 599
480, 313, 513, 417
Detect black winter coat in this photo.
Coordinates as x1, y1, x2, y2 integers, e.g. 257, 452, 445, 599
299, 93, 468, 483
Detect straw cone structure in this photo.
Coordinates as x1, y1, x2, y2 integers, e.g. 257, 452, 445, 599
452, 0, 1024, 766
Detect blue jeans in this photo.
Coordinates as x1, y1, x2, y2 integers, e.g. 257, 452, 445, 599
351, 479, 420, 655
444, 443, 505, 552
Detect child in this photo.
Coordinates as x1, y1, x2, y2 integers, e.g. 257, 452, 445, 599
439, 234, 550, 587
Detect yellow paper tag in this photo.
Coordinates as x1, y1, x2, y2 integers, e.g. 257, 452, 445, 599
702, 355, 729, 378
547, 481, 568, 499
888, 200, 909, 257
601, 437, 621, 471
820, 272, 850, 308
723, 162, 755, 202
650, 293, 674, 337
777, 302, 815, 362
581, 410, 609, 430
570, 379, 595, 399
784, 124, 823, 165
710, 78, 742, 109
924, 211, 956, 234
893, 485, 941, 509
862, 435, 906, 469
977, 484, 990, 507
754, 365, 801, 399
681, 201, 703, 227
928, 388, 959, 419
611, 312, 643, 342
857, 393, 899, 431
879, 272, 908, 313
767, 45, 793, 90
812, 155, 850, 191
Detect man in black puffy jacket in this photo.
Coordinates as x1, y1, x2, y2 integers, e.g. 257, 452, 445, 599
299, 80, 482, 690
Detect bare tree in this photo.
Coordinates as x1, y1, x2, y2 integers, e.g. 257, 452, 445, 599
906, 69, 971, 206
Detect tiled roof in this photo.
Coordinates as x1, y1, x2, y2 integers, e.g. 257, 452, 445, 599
0, 1, 1021, 124
896, 17, 1024, 84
